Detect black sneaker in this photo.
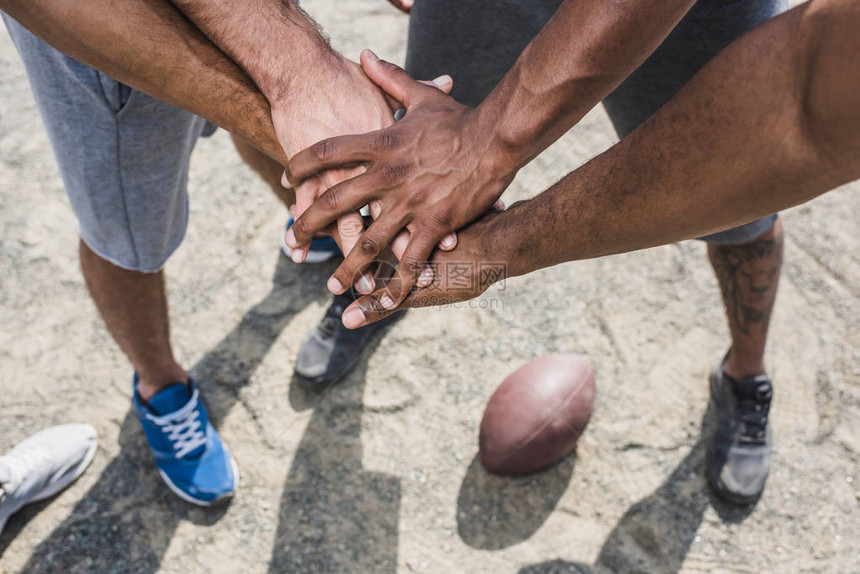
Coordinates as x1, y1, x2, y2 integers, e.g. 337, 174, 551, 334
293, 290, 405, 386
706, 354, 774, 504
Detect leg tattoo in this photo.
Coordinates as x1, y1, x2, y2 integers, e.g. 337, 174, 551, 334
708, 220, 784, 377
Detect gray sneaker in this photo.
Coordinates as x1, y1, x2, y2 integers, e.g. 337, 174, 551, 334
294, 290, 405, 386
706, 355, 773, 504
0, 424, 98, 534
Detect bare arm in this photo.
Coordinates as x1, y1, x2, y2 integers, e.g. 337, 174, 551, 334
342, 0, 860, 328
168, 0, 333, 101
1, 0, 286, 164
492, 0, 860, 276
482, 0, 696, 167
169, 0, 401, 261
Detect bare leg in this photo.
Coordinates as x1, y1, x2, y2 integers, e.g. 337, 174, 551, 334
708, 218, 784, 380
79, 240, 186, 400
231, 134, 294, 208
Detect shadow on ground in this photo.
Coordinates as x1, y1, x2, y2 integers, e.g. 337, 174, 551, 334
3, 255, 761, 573
267, 365, 401, 573
517, 403, 762, 574
457, 453, 575, 550
8, 255, 351, 572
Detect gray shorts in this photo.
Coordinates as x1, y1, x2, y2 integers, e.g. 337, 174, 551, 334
3, 14, 215, 272
406, 0, 787, 244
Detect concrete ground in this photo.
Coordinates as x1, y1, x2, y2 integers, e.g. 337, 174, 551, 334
0, 1, 857, 572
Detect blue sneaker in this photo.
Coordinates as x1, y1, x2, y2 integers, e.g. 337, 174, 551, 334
133, 375, 238, 506
281, 217, 341, 263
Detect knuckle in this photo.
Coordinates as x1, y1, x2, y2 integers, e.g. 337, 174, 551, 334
314, 138, 335, 162
400, 255, 424, 276
404, 186, 423, 207
292, 216, 311, 237
375, 130, 400, 151
322, 187, 342, 211
427, 209, 453, 231
359, 235, 381, 256
364, 296, 387, 315
383, 61, 407, 78
381, 163, 411, 185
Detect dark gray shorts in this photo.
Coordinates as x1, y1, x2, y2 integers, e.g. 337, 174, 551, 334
3, 14, 215, 272
406, 0, 787, 244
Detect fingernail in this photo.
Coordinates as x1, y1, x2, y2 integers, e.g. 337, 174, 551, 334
418, 265, 434, 287
432, 74, 452, 87
291, 247, 305, 264
494, 200, 506, 210
441, 234, 456, 248
365, 49, 379, 61
342, 306, 366, 329
327, 277, 343, 294
285, 228, 297, 248
380, 294, 396, 309
357, 274, 375, 294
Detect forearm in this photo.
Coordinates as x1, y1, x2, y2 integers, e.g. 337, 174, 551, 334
490, 0, 859, 277
1, 0, 286, 164
169, 0, 393, 166
479, 0, 695, 170
169, 0, 336, 102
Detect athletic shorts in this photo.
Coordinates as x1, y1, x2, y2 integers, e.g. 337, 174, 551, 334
405, 0, 788, 244
3, 14, 215, 272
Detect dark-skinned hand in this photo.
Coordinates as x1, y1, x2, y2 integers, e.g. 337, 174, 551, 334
339, 210, 509, 329
284, 50, 515, 308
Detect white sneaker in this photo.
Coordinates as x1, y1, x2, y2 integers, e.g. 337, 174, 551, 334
0, 423, 98, 534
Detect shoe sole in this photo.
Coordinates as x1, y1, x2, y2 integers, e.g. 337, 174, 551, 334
707, 470, 760, 505
0, 436, 99, 535
156, 454, 240, 507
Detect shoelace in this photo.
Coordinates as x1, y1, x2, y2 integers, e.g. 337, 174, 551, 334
737, 381, 773, 445
0, 446, 50, 494
146, 389, 208, 459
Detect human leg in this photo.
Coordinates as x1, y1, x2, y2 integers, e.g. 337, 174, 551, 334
79, 240, 186, 400
5, 17, 236, 504
600, 0, 788, 503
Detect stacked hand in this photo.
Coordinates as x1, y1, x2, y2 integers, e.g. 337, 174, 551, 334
268, 52, 395, 260
285, 50, 516, 310
274, 51, 460, 273
340, 211, 507, 329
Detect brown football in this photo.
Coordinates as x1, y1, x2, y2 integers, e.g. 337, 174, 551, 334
479, 354, 596, 476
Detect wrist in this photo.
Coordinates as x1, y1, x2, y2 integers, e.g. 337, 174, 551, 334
464, 107, 524, 214
475, 65, 553, 172
254, 37, 340, 104
472, 103, 526, 178
474, 210, 519, 283
217, 0, 337, 103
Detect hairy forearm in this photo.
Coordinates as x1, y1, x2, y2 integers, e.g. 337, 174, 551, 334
479, 0, 695, 169
169, 0, 335, 102
1, 0, 286, 164
489, 0, 859, 277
